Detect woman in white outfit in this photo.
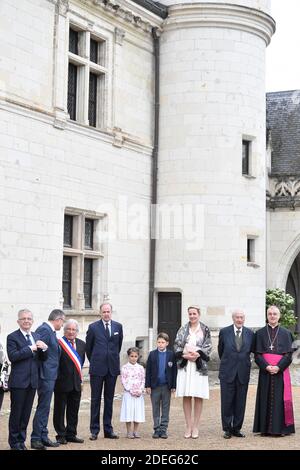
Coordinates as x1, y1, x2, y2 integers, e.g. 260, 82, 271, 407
174, 306, 212, 439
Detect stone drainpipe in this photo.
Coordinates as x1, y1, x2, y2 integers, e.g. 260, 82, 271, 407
148, 27, 160, 351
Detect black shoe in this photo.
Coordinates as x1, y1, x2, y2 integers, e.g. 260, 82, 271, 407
10, 444, 24, 450
104, 432, 119, 439
160, 432, 168, 439
21, 444, 28, 450
66, 436, 84, 443
56, 437, 68, 445
42, 439, 60, 447
223, 431, 232, 439
89, 434, 98, 441
232, 430, 245, 438
31, 440, 47, 450
152, 431, 160, 439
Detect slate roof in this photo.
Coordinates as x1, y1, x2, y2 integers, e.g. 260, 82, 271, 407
267, 90, 300, 176
132, 0, 168, 18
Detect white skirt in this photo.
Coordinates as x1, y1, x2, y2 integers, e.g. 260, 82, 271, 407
175, 361, 209, 399
120, 391, 145, 422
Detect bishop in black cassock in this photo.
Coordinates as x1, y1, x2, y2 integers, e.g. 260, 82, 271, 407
253, 306, 295, 436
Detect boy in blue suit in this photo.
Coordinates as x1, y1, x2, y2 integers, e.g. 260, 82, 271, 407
145, 333, 177, 439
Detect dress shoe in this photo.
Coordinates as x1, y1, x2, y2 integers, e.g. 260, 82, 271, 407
56, 437, 68, 444
104, 432, 119, 439
21, 444, 28, 450
231, 430, 245, 438
31, 440, 47, 450
152, 431, 160, 439
89, 434, 98, 441
160, 432, 168, 439
66, 436, 84, 443
10, 444, 23, 450
42, 438, 60, 447
223, 431, 232, 439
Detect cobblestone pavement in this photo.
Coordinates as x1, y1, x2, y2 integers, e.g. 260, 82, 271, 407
0, 370, 299, 451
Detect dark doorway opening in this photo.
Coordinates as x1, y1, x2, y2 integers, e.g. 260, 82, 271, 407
157, 292, 182, 348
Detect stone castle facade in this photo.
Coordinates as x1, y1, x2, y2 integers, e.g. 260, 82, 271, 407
0, 0, 299, 356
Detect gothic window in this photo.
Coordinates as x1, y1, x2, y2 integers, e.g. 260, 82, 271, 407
67, 63, 77, 121
242, 140, 250, 175
64, 214, 73, 247
286, 253, 300, 334
63, 256, 72, 308
84, 258, 93, 308
62, 209, 104, 311
67, 26, 107, 128
247, 238, 253, 262
84, 218, 94, 250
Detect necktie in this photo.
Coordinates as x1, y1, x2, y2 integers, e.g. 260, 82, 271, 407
70, 340, 76, 350
235, 329, 242, 352
26, 334, 32, 346
105, 322, 110, 338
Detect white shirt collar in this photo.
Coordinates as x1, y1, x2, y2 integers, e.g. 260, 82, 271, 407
20, 329, 32, 337
234, 325, 243, 334
46, 321, 56, 332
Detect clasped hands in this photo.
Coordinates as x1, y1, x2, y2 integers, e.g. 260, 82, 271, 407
266, 365, 280, 375
30, 340, 48, 352
182, 350, 200, 362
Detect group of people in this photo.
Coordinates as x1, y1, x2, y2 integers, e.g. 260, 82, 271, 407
0, 302, 295, 450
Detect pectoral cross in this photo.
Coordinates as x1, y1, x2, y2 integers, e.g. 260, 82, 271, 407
269, 344, 274, 351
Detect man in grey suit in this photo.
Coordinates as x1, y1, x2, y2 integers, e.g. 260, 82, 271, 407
218, 310, 254, 439
31, 309, 65, 450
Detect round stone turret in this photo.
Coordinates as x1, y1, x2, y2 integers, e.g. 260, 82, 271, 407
155, 1, 275, 327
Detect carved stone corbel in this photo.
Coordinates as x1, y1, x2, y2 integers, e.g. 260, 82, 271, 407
115, 27, 125, 45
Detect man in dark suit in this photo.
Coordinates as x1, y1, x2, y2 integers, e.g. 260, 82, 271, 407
218, 309, 254, 439
31, 309, 65, 450
53, 319, 85, 444
145, 332, 177, 439
86, 302, 123, 440
7, 309, 48, 450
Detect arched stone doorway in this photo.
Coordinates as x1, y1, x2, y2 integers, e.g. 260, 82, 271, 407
286, 253, 300, 334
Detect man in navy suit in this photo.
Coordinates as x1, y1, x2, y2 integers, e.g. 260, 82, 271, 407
145, 333, 177, 439
7, 309, 48, 450
31, 309, 65, 450
218, 310, 254, 439
86, 302, 123, 440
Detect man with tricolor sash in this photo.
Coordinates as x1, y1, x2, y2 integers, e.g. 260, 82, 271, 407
53, 319, 86, 444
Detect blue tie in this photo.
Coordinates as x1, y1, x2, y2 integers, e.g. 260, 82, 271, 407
105, 322, 110, 338
26, 334, 32, 346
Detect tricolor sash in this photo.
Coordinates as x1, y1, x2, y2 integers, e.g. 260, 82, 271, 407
58, 337, 83, 381
263, 353, 294, 426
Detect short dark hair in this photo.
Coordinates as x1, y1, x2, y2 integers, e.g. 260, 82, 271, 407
157, 332, 169, 342
127, 347, 140, 356
48, 309, 65, 321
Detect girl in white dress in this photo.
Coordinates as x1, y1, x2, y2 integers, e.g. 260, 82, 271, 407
174, 306, 212, 439
120, 347, 145, 438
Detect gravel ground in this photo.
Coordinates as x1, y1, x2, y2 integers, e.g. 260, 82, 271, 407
0, 370, 299, 451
